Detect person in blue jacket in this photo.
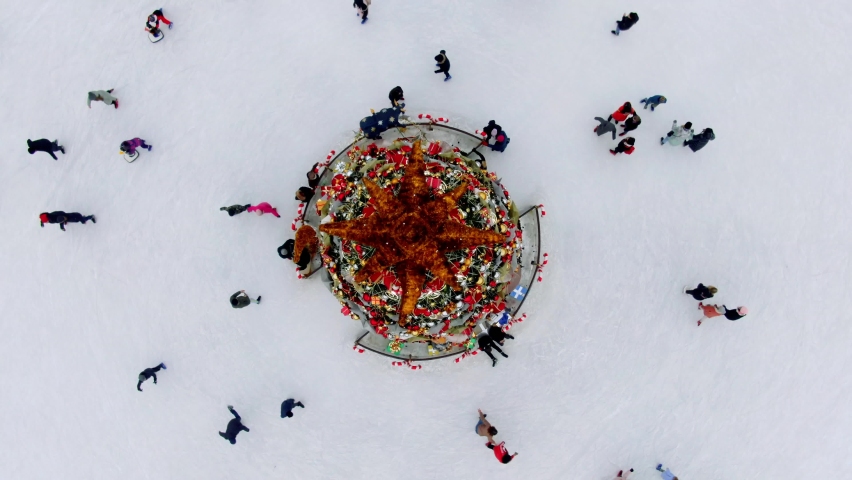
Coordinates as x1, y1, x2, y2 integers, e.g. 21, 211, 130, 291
219, 406, 249, 444
640, 95, 667, 111
656, 464, 679, 480
280, 399, 305, 418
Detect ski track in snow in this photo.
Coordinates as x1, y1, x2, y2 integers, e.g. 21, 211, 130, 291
1, 0, 851, 478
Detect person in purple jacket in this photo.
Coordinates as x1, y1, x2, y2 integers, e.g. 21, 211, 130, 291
120, 138, 152, 156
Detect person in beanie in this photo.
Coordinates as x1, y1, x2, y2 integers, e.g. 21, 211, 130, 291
136, 363, 166, 392
434, 50, 451, 81
295, 187, 314, 203
697, 302, 724, 326
640, 95, 667, 111
661, 121, 693, 146
607, 102, 635, 125
27, 139, 65, 160
610, 137, 635, 155
478, 333, 508, 367
219, 406, 249, 444
684, 283, 717, 301
87, 89, 118, 109
119, 138, 152, 156
486, 441, 518, 464
619, 114, 641, 136
230, 290, 261, 308
487, 324, 514, 346
475, 409, 498, 445
220, 204, 251, 216
723, 306, 748, 321
145, 9, 172, 38
353, 0, 369, 24
656, 464, 679, 480
39, 211, 95, 231
306, 162, 321, 189
247, 202, 280, 217
612, 12, 639, 35
594, 117, 617, 140
278, 239, 295, 260
389, 86, 404, 107
280, 398, 305, 418
684, 128, 715, 152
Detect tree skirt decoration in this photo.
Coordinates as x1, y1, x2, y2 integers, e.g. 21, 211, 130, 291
317, 139, 522, 350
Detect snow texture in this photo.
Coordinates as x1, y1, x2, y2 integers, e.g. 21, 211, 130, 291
1, 1, 850, 479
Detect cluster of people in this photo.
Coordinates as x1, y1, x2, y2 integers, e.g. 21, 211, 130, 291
684, 283, 749, 326
476, 409, 519, 464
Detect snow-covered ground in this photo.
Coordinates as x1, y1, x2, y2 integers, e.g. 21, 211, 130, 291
1, 0, 850, 478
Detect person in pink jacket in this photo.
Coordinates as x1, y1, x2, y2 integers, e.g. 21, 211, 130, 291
247, 202, 280, 217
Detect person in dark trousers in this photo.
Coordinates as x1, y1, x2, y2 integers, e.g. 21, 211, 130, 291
137, 363, 166, 392
607, 102, 635, 125
354, 0, 368, 23
389, 86, 404, 107
230, 290, 260, 308
475, 409, 498, 445
612, 12, 639, 35
619, 114, 641, 136
594, 117, 617, 140
434, 50, 451, 81
119, 138, 152, 156
278, 239, 295, 260
87, 89, 118, 109
723, 306, 748, 321
478, 333, 508, 367
684, 284, 717, 301
39, 211, 96, 231
684, 128, 715, 152
486, 441, 518, 464
146, 9, 173, 38
610, 137, 635, 156
307, 162, 321, 189
280, 399, 305, 418
219, 406, 249, 444
220, 204, 251, 216
27, 139, 64, 160
296, 186, 314, 203
640, 95, 667, 111
487, 324, 514, 346
482, 121, 503, 143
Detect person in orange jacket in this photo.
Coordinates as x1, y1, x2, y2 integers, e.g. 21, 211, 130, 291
607, 102, 635, 124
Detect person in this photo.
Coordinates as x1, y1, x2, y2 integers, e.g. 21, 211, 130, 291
306, 162, 321, 189
136, 363, 166, 392
145, 9, 173, 38
295, 187, 314, 203
278, 239, 295, 260
27, 139, 64, 160
219, 406, 249, 444
482, 120, 503, 144
607, 102, 634, 125
656, 464, 678, 480
87, 89, 118, 109
434, 50, 451, 81
684, 283, 717, 301
723, 306, 748, 321
280, 399, 305, 418
697, 302, 724, 326
475, 409, 498, 445
220, 204, 251, 216
490, 131, 510, 152
230, 290, 261, 308
619, 114, 641, 136
247, 202, 280, 217
353, 0, 369, 24
485, 441, 518, 464
615, 468, 634, 479
661, 121, 693, 146
612, 12, 639, 36
389, 86, 404, 107
478, 333, 508, 367
119, 138, 152, 156
487, 324, 514, 346
609, 137, 635, 156
39, 211, 95, 231
594, 117, 617, 140
684, 128, 715, 152
640, 95, 667, 111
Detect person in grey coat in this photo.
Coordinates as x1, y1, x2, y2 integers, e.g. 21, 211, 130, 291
87, 89, 118, 109
230, 290, 261, 308
684, 128, 715, 152
593, 117, 617, 140
661, 121, 693, 146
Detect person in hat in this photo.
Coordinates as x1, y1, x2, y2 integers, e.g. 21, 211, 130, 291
145, 9, 173, 38
278, 239, 295, 260
610, 137, 635, 156
612, 12, 639, 35
220, 204, 251, 216
619, 114, 641, 136
661, 121, 694, 146
295, 187, 314, 203
247, 202, 280, 217
230, 290, 261, 308
136, 363, 166, 392
723, 306, 748, 321
594, 117, 617, 140
684, 128, 715, 152
280, 398, 305, 418
87, 89, 118, 109
486, 441, 518, 464
39, 211, 95, 231
475, 409, 498, 445
434, 50, 451, 81
27, 139, 64, 160
119, 138, 152, 156
389, 86, 404, 107
219, 406, 249, 444
684, 283, 717, 301
640, 95, 667, 111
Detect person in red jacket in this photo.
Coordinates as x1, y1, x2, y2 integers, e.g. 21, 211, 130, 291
146, 9, 173, 38
607, 102, 635, 125
486, 441, 518, 464
610, 137, 635, 155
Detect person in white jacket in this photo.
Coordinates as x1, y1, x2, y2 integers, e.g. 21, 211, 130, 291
660, 121, 693, 146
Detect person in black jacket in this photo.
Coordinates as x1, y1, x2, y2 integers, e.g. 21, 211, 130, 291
28, 139, 65, 160
389, 86, 404, 107
280, 398, 305, 418
295, 186, 314, 203
610, 137, 636, 156
487, 324, 515, 346
684, 284, 717, 301
684, 128, 715, 152
220, 204, 251, 216
306, 162, 321, 189
723, 306, 748, 321
230, 290, 260, 308
478, 333, 508, 367
434, 50, 451, 81
619, 114, 641, 136
219, 406, 250, 444
354, 0, 368, 23
482, 120, 503, 143
39, 211, 96, 231
137, 363, 166, 392
612, 12, 639, 36
278, 239, 295, 260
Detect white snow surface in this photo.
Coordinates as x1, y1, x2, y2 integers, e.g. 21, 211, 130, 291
1, 0, 850, 478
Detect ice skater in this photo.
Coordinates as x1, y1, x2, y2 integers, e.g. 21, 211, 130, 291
697, 302, 724, 326
607, 102, 635, 125
614, 468, 634, 479
389, 86, 404, 107
87, 89, 118, 109
612, 12, 639, 36
478, 332, 508, 367
684, 283, 717, 301
119, 138, 152, 156
609, 137, 635, 156
486, 441, 518, 464
434, 50, 451, 81
39, 211, 96, 231
723, 305, 748, 321
306, 162, 321, 189
295, 187, 314, 203
656, 464, 679, 480
247, 202, 280, 217
487, 324, 514, 346
219, 406, 249, 444
220, 204, 251, 216
145, 9, 173, 38
353, 0, 369, 24
684, 128, 715, 152
594, 117, 617, 140
619, 114, 641, 136
640, 95, 667, 111
280, 398, 305, 418
27, 139, 64, 160
661, 121, 693, 146
482, 120, 503, 144
136, 363, 166, 392
230, 290, 261, 308
475, 409, 498, 445
278, 239, 295, 260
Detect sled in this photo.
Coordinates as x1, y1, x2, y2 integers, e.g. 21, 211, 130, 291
148, 31, 164, 43
123, 151, 140, 163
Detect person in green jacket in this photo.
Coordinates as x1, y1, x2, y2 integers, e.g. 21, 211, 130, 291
88, 89, 118, 109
